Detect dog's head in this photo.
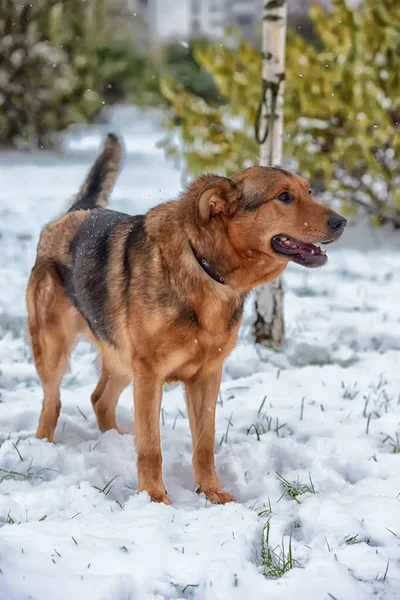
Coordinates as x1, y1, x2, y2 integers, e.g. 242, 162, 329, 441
195, 166, 346, 274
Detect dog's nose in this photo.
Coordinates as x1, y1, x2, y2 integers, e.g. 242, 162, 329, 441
327, 214, 347, 234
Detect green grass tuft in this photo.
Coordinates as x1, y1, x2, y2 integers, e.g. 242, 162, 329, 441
344, 534, 370, 545
258, 521, 298, 578
381, 432, 400, 453
276, 472, 316, 504
92, 474, 120, 495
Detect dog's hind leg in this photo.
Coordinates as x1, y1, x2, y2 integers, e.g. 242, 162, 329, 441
91, 363, 130, 432
27, 264, 78, 443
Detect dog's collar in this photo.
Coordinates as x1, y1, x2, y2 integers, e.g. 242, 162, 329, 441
189, 243, 226, 285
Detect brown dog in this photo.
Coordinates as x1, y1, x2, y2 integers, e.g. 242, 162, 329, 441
26, 134, 346, 504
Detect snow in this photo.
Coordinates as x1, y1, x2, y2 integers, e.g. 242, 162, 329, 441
1, 107, 400, 600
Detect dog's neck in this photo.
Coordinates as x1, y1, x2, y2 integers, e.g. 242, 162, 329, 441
189, 242, 227, 285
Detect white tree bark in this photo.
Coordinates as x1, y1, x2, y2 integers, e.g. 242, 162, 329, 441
253, 0, 287, 349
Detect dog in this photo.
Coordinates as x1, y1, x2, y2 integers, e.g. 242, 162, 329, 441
26, 134, 346, 504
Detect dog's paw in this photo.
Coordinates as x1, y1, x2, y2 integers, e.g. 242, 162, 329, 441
36, 428, 55, 443
151, 493, 172, 505
98, 423, 120, 434
201, 490, 236, 504
140, 486, 172, 505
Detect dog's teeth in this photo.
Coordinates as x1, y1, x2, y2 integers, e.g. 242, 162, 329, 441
321, 250, 327, 255
311, 250, 314, 254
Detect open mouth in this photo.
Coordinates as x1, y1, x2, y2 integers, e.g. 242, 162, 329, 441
271, 235, 329, 268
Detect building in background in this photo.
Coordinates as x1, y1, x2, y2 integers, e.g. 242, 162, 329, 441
140, 0, 330, 47
145, 0, 259, 45
189, 0, 258, 41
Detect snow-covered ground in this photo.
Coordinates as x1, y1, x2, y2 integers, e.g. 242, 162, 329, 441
1, 107, 400, 600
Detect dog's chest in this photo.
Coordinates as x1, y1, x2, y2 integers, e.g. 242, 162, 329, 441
162, 318, 239, 382
127, 287, 244, 381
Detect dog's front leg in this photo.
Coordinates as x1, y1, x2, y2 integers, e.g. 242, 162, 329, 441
185, 368, 235, 504
133, 365, 170, 505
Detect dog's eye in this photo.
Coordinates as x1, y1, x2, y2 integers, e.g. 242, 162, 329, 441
277, 191, 292, 203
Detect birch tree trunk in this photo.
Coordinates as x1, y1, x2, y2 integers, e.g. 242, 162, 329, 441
253, 0, 287, 349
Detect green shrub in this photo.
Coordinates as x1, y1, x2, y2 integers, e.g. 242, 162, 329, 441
162, 41, 223, 105
0, 0, 106, 148
96, 40, 160, 106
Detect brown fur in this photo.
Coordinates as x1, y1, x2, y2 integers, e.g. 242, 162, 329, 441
27, 135, 346, 504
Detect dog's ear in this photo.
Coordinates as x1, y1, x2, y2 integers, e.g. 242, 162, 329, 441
196, 178, 242, 225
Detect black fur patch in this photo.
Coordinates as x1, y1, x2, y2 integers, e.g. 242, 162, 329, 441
67, 209, 135, 343
69, 194, 100, 212
123, 215, 146, 305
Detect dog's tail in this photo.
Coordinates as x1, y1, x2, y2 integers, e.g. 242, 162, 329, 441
69, 133, 122, 212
